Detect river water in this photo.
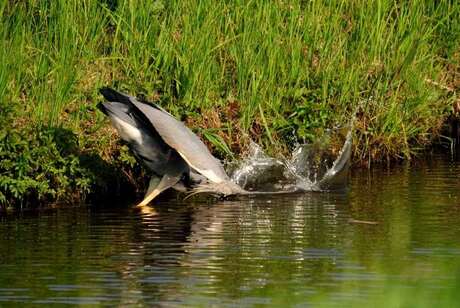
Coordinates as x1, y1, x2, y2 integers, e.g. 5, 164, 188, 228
0, 155, 459, 307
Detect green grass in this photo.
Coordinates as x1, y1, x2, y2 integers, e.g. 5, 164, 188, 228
0, 0, 459, 206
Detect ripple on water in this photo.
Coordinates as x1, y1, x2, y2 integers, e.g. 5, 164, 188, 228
0, 156, 459, 306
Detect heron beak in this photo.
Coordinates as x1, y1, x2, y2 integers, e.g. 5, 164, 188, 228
133, 190, 159, 215
136, 188, 161, 207
135, 204, 158, 216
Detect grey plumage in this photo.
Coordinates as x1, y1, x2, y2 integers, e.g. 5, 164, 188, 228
98, 88, 190, 206
124, 94, 230, 184
98, 87, 246, 207
98, 100, 174, 173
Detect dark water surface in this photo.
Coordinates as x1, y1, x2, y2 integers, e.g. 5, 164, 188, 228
1, 156, 460, 307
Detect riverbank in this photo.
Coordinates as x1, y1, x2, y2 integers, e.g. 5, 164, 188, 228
1, 1, 459, 208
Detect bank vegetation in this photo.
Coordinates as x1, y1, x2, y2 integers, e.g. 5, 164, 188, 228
1, 0, 458, 207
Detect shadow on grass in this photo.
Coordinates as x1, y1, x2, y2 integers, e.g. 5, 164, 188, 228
51, 126, 140, 205
0, 125, 140, 210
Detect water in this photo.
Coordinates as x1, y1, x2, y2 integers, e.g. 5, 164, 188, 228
230, 128, 352, 192
1, 155, 459, 307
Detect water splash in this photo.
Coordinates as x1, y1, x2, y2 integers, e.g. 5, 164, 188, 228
313, 129, 352, 191
229, 141, 297, 192
228, 127, 353, 192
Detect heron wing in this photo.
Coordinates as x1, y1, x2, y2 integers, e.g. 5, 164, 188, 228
135, 104, 229, 183
100, 88, 229, 184
98, 101, 174, 175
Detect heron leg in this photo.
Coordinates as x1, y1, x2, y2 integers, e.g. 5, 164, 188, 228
135, 177, 160, 214
136, 173, 182, 208
145, 176, 161, 198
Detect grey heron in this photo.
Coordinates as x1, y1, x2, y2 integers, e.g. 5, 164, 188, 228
98, 87, 246, 208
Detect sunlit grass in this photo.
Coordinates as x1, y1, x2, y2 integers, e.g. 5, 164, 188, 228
1, 0, 459, 161
0, 0, 460, 159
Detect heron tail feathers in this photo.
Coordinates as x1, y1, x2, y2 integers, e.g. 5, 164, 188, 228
184, 184, 217, 200
184, 181, 246, 199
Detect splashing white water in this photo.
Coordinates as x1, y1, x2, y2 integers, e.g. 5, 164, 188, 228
228, 128, 353, 192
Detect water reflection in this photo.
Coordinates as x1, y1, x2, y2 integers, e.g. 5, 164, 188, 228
0, 156, 459, 306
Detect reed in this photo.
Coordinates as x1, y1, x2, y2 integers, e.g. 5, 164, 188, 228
0, 0, 459, 205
